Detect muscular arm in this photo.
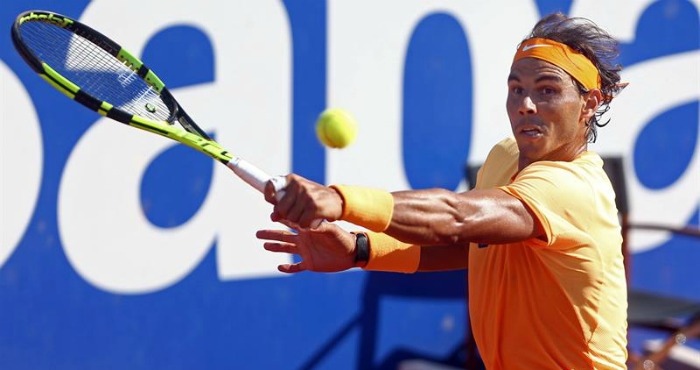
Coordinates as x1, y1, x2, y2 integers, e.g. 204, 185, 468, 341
386, 188, 544, 246
267, 174, 543, 247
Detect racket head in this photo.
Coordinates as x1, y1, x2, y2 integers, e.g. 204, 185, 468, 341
11, 10, 226, 158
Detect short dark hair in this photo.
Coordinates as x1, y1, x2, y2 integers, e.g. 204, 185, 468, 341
526, 13, 623, 142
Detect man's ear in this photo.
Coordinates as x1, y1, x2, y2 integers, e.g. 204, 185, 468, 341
581, 89, 602, 123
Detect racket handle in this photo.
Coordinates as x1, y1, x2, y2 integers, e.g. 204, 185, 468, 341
269, 175, 324, 229
226, 157, 323, 229
226, 156, 271, 193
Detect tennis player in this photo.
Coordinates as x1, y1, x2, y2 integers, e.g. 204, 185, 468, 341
258, 12, 628, 369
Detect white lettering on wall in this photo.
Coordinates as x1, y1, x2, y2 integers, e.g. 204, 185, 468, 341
0, 62, 43, 268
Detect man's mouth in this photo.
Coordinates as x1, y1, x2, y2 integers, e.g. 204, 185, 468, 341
519, 125, 544, 137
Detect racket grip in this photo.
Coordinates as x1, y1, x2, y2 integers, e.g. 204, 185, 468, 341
226, 156, 271, 193
227, 157, 323, 228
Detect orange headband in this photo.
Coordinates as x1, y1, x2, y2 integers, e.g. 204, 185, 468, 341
513, 38, 600, 90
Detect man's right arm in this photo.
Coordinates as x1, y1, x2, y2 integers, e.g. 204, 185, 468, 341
385, 187, 543, 246
267, 175, 544, 247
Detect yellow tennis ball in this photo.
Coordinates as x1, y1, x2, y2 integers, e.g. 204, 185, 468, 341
315, 108, 358, 149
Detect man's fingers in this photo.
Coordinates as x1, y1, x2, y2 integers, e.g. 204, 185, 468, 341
264, 181, 278, 204
274, 186, 296, 220
277, 218, 300, 230
278, 262, 306, 274
299, 211, 324, 229
262, 242, 297, 254
286, 199, 307, 225
256, 229, 297, 243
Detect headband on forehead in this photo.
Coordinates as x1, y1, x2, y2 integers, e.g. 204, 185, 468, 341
513, 38, 600, 91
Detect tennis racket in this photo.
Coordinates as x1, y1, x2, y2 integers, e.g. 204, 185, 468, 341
11, 10, 288, 200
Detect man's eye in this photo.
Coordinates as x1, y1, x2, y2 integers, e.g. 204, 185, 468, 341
541, 87, 556, 95
511, 87, 523, 94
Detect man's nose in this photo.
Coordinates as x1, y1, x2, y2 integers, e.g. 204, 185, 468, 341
518, 95, 537, 115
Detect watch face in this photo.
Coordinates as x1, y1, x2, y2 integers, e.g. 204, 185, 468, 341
354, 233, 370, 265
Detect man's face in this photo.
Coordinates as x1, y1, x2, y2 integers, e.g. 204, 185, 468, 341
506, 57, 590, 169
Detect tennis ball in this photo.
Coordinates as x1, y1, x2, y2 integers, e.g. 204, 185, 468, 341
315, 108, 358, 149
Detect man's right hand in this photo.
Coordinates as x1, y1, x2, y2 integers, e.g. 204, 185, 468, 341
265, 174, 344, 229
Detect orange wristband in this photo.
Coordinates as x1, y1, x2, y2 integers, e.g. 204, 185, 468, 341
330, 185, 394, 232
363, 232, 420, 273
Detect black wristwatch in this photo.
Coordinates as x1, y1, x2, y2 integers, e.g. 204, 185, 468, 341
354, 232, 369, 267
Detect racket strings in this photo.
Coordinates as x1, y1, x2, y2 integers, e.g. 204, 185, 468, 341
19, 21, 172, 122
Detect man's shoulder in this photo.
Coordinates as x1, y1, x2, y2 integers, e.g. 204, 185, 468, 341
478, 137, 519, 188
487, 137, 519, 160
522, 151, 604, 178
513, 151, 607, 197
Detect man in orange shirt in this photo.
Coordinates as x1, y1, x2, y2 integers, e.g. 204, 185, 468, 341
257, 13, 628, 369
